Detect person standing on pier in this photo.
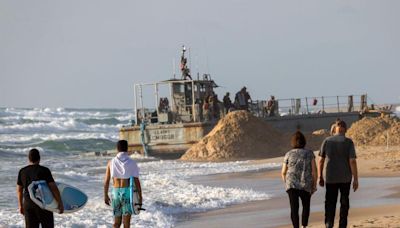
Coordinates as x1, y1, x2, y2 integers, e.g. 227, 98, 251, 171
267, 95, 276, 116
223, 92, 233, 114
235, 87, 251, 111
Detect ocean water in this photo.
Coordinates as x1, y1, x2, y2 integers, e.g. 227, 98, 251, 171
0, 108, 279, 227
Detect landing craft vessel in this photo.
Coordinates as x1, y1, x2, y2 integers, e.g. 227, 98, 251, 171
119, 46, 381, 158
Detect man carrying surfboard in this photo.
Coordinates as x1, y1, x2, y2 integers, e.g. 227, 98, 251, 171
16, 148, 64, 228
104, 140, 143, 228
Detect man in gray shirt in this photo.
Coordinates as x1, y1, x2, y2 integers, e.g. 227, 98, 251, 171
318, 120, 359, 228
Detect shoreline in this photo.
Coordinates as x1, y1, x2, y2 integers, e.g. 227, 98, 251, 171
176, 147, 400, 228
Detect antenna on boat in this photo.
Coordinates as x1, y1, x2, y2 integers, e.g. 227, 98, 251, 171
180, 45, 192, 80
195, 54, 199, 80
189, 47, 192, 74
173, 58, 176, 79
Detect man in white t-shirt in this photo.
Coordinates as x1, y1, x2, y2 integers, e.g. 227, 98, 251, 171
104, 140, 142, 228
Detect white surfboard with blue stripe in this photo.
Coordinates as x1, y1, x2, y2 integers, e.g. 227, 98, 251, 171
28, 180, 88, 213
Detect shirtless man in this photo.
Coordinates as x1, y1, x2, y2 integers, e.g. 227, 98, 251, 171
104, 140, 143, 228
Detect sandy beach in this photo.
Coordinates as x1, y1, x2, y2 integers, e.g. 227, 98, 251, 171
176, 146, 400, 228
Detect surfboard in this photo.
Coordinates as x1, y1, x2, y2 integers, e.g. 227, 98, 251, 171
130, 177, 143, 215
28, 180, 88, 213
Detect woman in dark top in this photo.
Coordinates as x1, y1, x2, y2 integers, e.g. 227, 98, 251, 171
281, 131, 317, 228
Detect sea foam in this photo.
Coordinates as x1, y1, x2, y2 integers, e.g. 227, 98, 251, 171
0, 158, 279, 227
0, 108, 279, 227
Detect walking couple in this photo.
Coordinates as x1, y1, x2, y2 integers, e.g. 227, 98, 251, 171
282, 120, 359, 228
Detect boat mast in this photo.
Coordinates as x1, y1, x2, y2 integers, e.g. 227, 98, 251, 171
134, 84, 137, 125
180, 45, 192, 80
173, 58, 176, 79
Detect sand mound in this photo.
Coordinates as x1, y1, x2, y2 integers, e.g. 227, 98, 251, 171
181, 111, 289, 161
347, 116, 400, 146
306, 133, 327, 151
371, 121, 400, 146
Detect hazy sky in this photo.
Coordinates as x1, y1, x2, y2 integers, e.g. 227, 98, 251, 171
1, 0, 399, 108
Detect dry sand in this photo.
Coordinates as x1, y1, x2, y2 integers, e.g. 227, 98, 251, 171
347, 116, 400, 147
177, 146, 400, 228
182, 114, 400, 162
181, 111, 327, 161
181, 111, 288, 161
355, 146, 400, 176
179, 115, 400, 227
296, 145, 400, 228
181, 112, 400, 162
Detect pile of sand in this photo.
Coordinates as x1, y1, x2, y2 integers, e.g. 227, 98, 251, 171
181, 111, 289, 161
306, 133, 327, 151
347, 116, 400, 146
371, 121, 400, 146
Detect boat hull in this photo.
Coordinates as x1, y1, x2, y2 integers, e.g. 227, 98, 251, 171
119, 112, 379, 158
119, 122, 216, 158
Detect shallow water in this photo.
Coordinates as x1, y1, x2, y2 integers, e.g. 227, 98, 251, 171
0, 108, 279, 227
177, 175, 400, 228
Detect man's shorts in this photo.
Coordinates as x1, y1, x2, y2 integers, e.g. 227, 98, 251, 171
111, 187, 132, 217
24, 198, 54, 228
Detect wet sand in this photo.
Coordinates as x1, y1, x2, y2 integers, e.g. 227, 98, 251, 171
176, 148, 400, 228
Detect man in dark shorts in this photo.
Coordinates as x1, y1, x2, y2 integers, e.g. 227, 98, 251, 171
318, 120, 359, 228
17, 148, 64, 228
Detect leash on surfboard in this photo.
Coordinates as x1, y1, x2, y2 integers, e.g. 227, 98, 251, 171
134, 204, 146, 211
